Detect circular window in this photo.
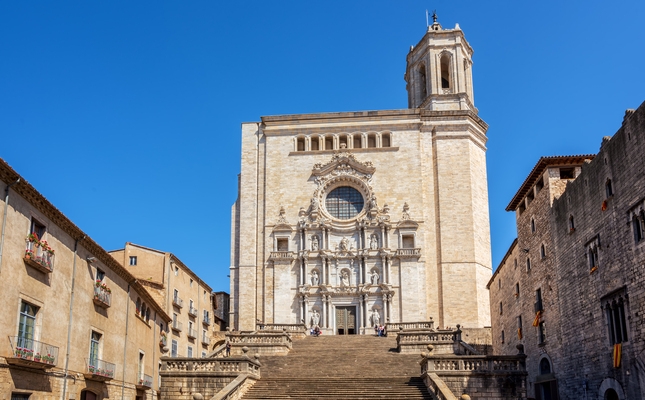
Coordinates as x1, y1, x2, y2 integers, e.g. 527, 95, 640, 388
325, 186, 364, 220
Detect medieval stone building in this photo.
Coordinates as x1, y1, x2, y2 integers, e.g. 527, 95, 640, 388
488, 101, 645, 399
230, 18, 492, 333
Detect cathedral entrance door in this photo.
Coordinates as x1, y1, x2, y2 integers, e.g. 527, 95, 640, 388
335, 306, 356, 335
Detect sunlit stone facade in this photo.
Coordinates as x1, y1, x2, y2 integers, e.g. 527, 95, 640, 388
231, 20, 492, 334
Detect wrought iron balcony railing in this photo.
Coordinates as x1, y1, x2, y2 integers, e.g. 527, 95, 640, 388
7, 336, 59, 369
93, 285, 112, 308
85, 358, 116, 381
172, 296, 183, 308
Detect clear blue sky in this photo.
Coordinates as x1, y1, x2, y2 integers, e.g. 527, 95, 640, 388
2, 1, 644, 293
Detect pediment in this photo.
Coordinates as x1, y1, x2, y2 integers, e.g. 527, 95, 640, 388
312, 151, 375, 177
397, 219, 419, 229
272, 223, 293, 232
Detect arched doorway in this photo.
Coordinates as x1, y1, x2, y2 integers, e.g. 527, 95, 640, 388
535, 357, 559, 400
80, 390, 97, 400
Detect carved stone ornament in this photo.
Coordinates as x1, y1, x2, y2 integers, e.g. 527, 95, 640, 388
402, 202, 411, 220
277, 206, 288, 224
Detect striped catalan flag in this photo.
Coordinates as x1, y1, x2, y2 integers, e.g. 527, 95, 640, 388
532, 311, 542, 327
517, 328, 522, 340
613, 343, 622, 368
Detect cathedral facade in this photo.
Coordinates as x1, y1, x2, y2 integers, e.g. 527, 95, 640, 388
230, 19, 492, 333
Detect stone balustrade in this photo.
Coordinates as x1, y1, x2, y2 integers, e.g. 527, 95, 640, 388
421, 355, 526, 375
226, 331, 293, 355
255, 323, 307, 339
396, 326, 460, 354
161, 357, 260, 376
387, 320, 434, 331
424, 373, 458, 400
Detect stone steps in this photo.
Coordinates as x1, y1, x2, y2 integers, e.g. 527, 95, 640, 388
242, 335, 430, 399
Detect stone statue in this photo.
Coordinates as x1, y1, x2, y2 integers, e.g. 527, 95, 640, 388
402, 202, 411, 220
372, 310, 380, 327
371, 270, 379, 285
340, 271, 350, 287
339, 237, 349, 252
310, 197, 319, 212
311, 235, 319, 251
370, 195, 378, 210
370, 234, 378, 250
311, 310, 320, 327
311, 270, 319, 286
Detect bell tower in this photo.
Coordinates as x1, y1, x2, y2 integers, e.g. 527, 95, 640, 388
405, 13, 476, 111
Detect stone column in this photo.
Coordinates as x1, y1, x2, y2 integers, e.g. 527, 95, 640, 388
321, 296, 326, 329
303, 295, 309, 327
322, 228, 327, 250
386, 257, 391, 284
382, 294, 389, 323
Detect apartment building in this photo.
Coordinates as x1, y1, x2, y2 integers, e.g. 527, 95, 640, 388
110, 243, 217, 358
0, 158, 171, 400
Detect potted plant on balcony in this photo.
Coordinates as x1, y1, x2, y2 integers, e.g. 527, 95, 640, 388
26, 233, 39, 243
25, 248, 34, 260
34, 353, 42, 362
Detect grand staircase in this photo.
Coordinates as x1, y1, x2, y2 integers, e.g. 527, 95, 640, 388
242, 334, 432, 400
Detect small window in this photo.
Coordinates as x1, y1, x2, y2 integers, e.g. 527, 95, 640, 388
569, 215, 575, 232
325, 136, 333, 150
401, 235, 415, 249
518, 203, 525, 215
311, 138, 320, 151
440, 55, 451, 89
517, 316, 523, 339
499, 302, 503, 315
526, 191, 534, 204
353, 135, 362, 149
187, 346, 193, 358
190, 279, 193, 288
11, 394, 31, 400
588, 247, 599, 271
382, 133, 391, 148
30, 218, 46, 241
535, 289, 543, 312
538, 321, 546, 344
515, 283, 520, 298
535, 178, 544, 193
560, 168, 575, 179
634, 212, 645, 243
539, 358, 551, 375
498, 279, 501, 289
129, 256, 137, 266
339, 135, 348, 149
530, 218, 536, 233
96, 269, 105, 282
173, 289, 179, 301
276, 238, 289, 251
514, 259, 517, 269
367, 134, 376, 148
605, 179, 613, 198
174, 266, 179, 276
171, 340, 178, 357
296, 137, 305, 151
18, 301, 38, 347
540, 244, 546, 259
526, 257, 531, 271
501, 330, 505, 344
201, 351, 206, 358
604, 295, 628, 345
136, 298, 141, 314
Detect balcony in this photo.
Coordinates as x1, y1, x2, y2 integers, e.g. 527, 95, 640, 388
137, 374, 153, 389
172, 296, 183, 308
7, 336, 58, 369
187, 328, 197, 339
202, 336, 210, 346
171, 321, 183, 332
202, 316, 211, 325
93, 283, 112, 308
188, 306, 198, 317
395, 248, 421, 258
23, 239, 55, 274
84, 358, 116, 381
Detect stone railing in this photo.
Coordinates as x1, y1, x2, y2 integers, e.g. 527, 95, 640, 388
269, 251, 295, 260
160, 353, 261, 400
395, 248, 421, 257
396, 328, 460, 354
209, 342, 228, 358
212, 373, 258, 400
161, 357, 260, 376
421, 355, 526, 374
227, 331, 293, 355
424, 373, 458, 400
256, 323, 307, 339
387, 320, 434, 331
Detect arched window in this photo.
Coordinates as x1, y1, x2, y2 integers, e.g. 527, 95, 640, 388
136, 298, 141, 314
605, 388, 619, 400
296, 137, 305, 151
418, 64, 427, 100
146, 308, 151, 322
367, 133, 376, 148
339, 134, 348, 149
381, 133, 391, 147
440, 54, 451, 89
353, 135, 362, 149
324, 136, 333, 150
539, 358, 551, 375
141, 303, 147, 317
311, 137, 320, 151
